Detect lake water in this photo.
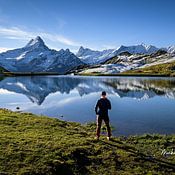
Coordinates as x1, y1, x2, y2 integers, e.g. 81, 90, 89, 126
0, 75, 175, 136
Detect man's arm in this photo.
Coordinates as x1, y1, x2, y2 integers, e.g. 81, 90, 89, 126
95, 100, 99, 114
108, 100, 111, 110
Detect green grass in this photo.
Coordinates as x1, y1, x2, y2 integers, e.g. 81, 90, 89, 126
122, 61, 175, 77
0, 109, 175, 175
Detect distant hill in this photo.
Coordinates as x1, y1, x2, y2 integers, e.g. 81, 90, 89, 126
122, 61, 175, 76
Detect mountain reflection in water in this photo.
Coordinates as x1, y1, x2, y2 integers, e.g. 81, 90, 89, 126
0, 76, 175, 105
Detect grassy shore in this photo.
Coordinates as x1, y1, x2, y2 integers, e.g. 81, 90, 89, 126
76, 72, 171, 77
0, 109, 175, 174
120, 61, 175, 77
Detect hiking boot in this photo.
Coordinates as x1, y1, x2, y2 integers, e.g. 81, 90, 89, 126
107, 136, 111, 141
94, 136, 99, 140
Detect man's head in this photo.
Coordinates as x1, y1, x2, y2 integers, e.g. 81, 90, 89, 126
101, 91, 106, 98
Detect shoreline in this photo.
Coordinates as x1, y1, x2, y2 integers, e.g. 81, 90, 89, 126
1, 72, 175, 77
0, 108, 175, 174
75, 73, 174, 77
2, 72, 61, 76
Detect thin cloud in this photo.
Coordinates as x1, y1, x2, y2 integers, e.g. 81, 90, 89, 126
0, 47, 14, 53
0, 26, 80, 47
41, 32, 79, 46
0, 27, 35, 40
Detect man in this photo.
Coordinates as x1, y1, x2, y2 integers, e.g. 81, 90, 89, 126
95, 91, 111, 140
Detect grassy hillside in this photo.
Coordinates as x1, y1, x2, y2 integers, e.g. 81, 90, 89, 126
121, 61, 175, 77
0, 109, 175, 174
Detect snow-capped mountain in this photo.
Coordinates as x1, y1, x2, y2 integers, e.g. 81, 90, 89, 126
78, 49, 175, 74
114, 44, 159, 55
76, 44, 159, 65
0, 36, 84, 73
76, 46, 116, 64
0, 38, 174, 74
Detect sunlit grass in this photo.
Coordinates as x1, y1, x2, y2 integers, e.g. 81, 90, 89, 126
122, 61, 175, 77
0, 109, 175, 174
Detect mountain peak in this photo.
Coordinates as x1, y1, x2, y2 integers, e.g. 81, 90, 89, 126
168, 45, 175, 53
79, 46, 84, 50
78, 46, 92, 52
65, 48, 70, 52
35, 36, 44, 43
25, 36, 47, 49
78, 46, 87, 52
76, 46, 87, 57
140, 43, 147, 46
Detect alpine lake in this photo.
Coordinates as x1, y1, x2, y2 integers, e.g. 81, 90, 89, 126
0, 75, 175, 136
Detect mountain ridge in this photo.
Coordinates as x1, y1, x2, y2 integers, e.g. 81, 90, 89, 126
76, 44, 175, 65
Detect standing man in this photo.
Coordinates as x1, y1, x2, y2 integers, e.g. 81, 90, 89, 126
95, 91, 111, 140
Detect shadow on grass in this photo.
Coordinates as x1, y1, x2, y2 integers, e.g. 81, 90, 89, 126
99, 139, 175, 171
71, 148, 91, 174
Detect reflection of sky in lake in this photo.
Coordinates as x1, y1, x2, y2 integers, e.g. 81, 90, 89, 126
0, 75, 175, 136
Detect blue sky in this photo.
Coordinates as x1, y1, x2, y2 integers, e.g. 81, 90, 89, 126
0, 0, 175, 53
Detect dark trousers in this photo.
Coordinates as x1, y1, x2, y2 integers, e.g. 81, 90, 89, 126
96, 115, 111, 137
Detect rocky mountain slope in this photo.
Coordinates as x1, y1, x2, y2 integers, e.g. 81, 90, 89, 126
76, 46, 116, 64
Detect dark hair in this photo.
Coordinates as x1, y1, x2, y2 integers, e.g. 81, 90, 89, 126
102, 91, 106, 96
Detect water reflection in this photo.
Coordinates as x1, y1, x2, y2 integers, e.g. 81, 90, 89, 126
0, 76, 175, 105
